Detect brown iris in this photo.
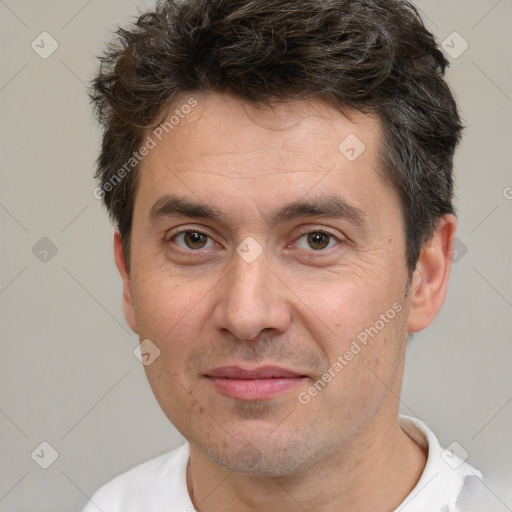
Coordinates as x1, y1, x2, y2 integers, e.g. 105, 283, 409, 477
307, 232, 330, 250
184, 231, 208, 249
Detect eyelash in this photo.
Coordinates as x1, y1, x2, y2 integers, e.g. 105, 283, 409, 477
166, 227, 343, 254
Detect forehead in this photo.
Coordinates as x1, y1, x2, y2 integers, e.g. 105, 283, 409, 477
134, 91, 396, 224
145, 91, 382, 175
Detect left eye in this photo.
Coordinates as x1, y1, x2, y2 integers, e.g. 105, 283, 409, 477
171, 231, 215, 250
296, 231, 340, 251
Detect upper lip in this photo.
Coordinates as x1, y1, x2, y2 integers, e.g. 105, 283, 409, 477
205, 366, 306, 379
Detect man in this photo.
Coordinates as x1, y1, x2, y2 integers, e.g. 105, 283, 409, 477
84, 0, 498, 510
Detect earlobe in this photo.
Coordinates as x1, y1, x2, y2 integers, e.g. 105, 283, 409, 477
406, 214, 457, 333
114, 231, 138, 334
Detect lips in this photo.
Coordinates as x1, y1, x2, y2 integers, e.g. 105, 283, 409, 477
206, 366, 305, 379
204, 366, 308, 401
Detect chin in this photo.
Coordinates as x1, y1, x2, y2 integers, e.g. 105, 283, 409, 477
197, 431, 318, 477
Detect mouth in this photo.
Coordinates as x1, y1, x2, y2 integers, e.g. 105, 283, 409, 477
204, 365, 309, 401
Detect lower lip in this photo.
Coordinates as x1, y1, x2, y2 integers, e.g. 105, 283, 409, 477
207, 377, 306, 401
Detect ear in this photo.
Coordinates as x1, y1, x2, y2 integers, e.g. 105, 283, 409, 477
114, 231, 138, 334
406, 214, 457, 333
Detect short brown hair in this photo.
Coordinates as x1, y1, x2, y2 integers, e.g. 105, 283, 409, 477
90, 0, 462, 274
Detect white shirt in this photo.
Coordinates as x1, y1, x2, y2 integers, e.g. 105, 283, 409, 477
82, 415, 504, 511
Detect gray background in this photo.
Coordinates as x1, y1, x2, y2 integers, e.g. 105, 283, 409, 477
0, 0, 511, 510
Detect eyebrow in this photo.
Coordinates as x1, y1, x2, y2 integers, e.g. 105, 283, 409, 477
149, 193, 367, 228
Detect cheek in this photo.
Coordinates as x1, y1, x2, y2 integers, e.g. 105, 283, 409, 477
131, 270, 207, 351
290, 268, 408, 382
293, 270, 391, 331
133, 277, 206, 405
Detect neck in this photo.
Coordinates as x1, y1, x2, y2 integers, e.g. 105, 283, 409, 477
186, 414, 427, 512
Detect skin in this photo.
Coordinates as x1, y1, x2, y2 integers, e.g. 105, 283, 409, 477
114, 91, 457, 511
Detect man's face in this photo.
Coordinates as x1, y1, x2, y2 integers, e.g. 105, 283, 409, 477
122, 92, 414, 475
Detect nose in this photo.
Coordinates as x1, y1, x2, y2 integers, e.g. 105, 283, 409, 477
212, 248, 292, 341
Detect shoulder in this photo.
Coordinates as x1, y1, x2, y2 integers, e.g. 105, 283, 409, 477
82, 443, 193, 512
455, 474, 511, 511
397, 415, 484, 511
